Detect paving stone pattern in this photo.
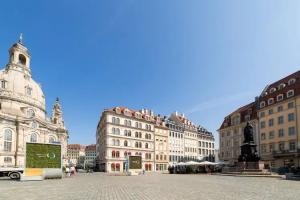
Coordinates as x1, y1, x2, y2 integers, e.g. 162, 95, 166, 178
0, 173, 299, 200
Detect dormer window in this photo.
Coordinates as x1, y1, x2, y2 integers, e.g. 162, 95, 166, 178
278, 83, 285, 90
260, 101, 266, 108
287, 90, 294, 98
27, 109, 35, 118
269, 88, 276, 93
1, 80, 7, 89
25, 86, 32, 96
277, 94, 284, 101
18, 54, 26, 65
268, 98, 274, 105
115, 107, 121, 114
288, 78, 296, 85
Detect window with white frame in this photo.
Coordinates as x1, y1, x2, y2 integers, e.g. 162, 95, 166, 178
268, 98, 274, 105
260, 101, 266, 108
277, 94, 283, 101
287, 90, 294, 98
4, 129, 12, 152
270, 87, 276, 93
278, 83, 285, 90
288, 78, 296, 85
30, 133, 37, 143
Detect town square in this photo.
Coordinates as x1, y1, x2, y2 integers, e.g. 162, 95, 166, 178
0, 0, 300, 200
1, 173, 300, 200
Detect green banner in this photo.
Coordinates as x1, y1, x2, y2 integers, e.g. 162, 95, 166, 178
129, 156, 142, 169
26, 143, 61, 168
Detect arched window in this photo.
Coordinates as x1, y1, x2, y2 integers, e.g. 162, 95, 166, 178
135, 122, 138, 128
135, 142, 139, 148
116, 128, 120, 135
135, 152, 139, 155
139, 142, 142, 148
116, 118, 120, 124
116, 139, 120, 146
18, 54, 26, 65
116, 151, 120, 158
128, 130, 131, 137
30, 133, 37, 143
139, 132, 142, 138
124, 151, 128, 157
128, 120, 131, 126
116, 163, 120, 171
148, 134, 151, 140
112, 117, 116, 124
4, 157, 12, 163
4, 129, 12, 152
112, 151, 116, 158
128, 152, 131, 156
49, 136, 55, 143
111, 163, 115, 171
124, 140, 128, 147
145, 134, 148, 139
135, 132, 138, 138
145, 143, 149, 149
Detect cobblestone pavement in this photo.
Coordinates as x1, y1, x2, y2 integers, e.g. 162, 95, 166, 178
0, 173, 299, 200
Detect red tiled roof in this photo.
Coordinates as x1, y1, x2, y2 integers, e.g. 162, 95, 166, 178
258, 70, 300, 108
85, 144, 96, 151
219, 102, 257, 130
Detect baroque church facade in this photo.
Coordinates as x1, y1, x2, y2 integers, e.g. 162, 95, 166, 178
0, 37, 68, 167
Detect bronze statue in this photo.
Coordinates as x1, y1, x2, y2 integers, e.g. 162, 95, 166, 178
243, 122, 254, 143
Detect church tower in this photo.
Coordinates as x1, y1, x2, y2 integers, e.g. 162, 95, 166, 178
6, 34, 31, 76
51, 97, 65, 128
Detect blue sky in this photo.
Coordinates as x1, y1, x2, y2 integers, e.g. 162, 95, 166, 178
0, 1, 299, 147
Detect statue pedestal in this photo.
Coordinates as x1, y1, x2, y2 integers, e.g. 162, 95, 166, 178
238, 142, 260, 163
237, 161, 265, 171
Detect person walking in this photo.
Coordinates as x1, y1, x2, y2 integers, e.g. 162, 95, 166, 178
65, 167, 70, 177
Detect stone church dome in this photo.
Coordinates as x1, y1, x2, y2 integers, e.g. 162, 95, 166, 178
0, 37, 46, 119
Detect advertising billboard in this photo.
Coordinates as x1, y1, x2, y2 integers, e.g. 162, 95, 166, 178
128, 156, 142, 169
26, 143, 61, 168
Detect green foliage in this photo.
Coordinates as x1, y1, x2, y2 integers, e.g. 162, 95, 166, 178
26, 143, 61, 168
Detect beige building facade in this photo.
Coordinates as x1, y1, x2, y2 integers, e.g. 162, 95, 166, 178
258, 71, 300, 168
67, 144, 86, 166
0, 38, 68, 167
96, 107, 155, 173
218, 102, 258, 165
154, 116, 169, 172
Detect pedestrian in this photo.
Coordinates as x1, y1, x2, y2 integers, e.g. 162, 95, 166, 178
65, 167, 70, 177
70, 166, 76, 176
143, 169, 145, 175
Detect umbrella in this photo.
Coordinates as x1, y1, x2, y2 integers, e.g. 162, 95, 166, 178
185, 161, 201, 165
199, 161, 217, 166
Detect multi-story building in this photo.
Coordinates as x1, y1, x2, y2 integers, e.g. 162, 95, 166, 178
168, 112, 215, 164
258, 71, 300, 168
218, 102, 258, 165
67, 144, 85, 166
0, 37, 68, 167
197, 126, 215, 161
166, 115, 185, 165
96, 107, 155, 173
154, 115, 169, 171
85, 144, 96, 168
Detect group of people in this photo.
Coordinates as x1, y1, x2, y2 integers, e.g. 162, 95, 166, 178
65, 166, 76, 177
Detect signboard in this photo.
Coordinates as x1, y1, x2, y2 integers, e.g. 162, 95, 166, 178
26, 143, 61, 168
128, 156, 142, 169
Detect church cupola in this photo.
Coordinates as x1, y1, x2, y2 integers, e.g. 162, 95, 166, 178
6, 34, 31, 75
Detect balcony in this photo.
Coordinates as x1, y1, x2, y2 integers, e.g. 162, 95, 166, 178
272, 149, 300, 158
